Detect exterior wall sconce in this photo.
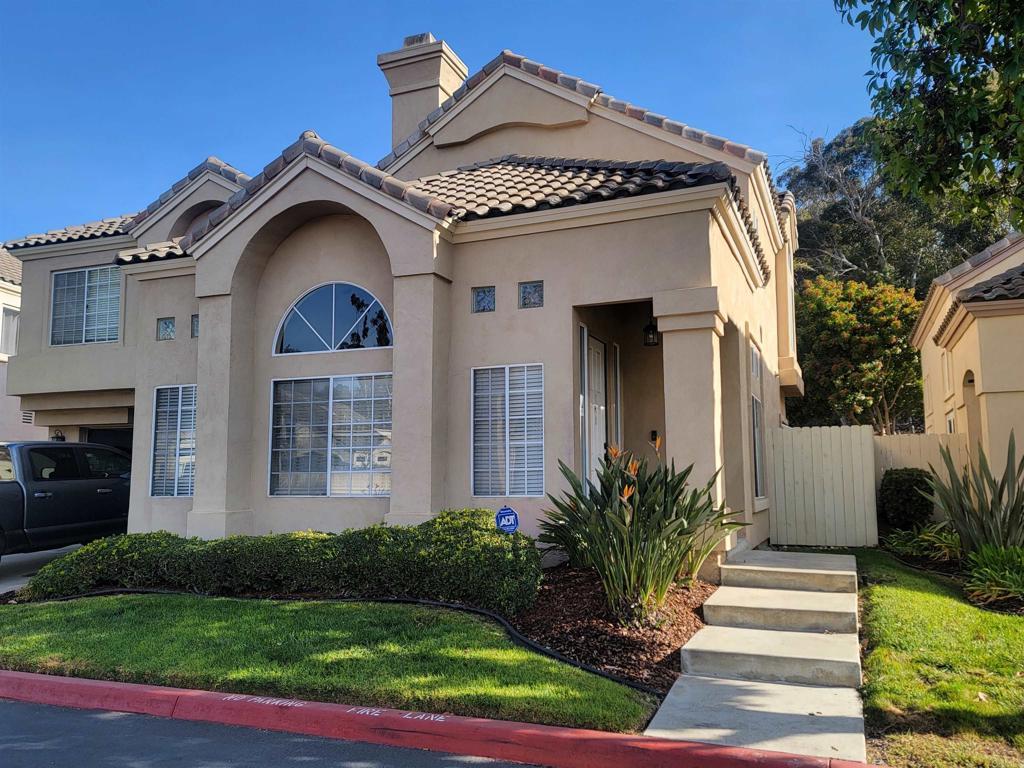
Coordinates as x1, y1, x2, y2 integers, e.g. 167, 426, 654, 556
643, 319, 660, 347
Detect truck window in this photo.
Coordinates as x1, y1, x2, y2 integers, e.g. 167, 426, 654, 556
28, 447, 81, 482
82, 447, 131, 479
0, 446, 13, 481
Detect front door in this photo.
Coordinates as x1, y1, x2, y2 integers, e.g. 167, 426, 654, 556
587, 335, 608, 482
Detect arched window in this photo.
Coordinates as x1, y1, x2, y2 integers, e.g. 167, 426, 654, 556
275, 283, 393, 354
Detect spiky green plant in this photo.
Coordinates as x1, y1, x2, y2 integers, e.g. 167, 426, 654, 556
539, 447, 744, 625
927, 432, 1024, 553
883, 522, 961, 562
964, 545, 1024, 604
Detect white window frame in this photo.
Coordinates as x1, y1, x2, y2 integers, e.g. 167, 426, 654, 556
0, 304, 19, 358
267, 372, 393, 498
49, 265, 122, 347
470, 362, 545, 498
271, 281, 394, 357
150, 384, 197, 497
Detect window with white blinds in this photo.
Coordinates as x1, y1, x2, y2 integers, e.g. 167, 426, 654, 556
151, 385, 197, 497
472, 364, 544, 496
51, 266, 121, 345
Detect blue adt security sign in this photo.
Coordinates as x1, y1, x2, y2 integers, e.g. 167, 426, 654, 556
495, 506, 519, 534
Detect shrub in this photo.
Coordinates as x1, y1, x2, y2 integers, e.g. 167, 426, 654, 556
24, 509, 541, 616
927, 432, 1024, 553
883, 522, 961, 561
965, 545, 1024, 604
540, 446, 744, 626
878, 468, 934, 529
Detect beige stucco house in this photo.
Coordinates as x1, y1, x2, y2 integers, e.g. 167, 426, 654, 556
0, 248, 48, 441
3, 35, 801, 549
913, 233, 1024, 466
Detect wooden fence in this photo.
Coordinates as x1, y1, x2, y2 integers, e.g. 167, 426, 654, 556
767, 425, 878, 547
767, 426, 970, 547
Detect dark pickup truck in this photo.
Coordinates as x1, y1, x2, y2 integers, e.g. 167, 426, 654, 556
0, 442, 130, 561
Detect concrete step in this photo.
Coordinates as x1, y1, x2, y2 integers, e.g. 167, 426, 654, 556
681, 625, 862, 687
721, 550, 858, 593
703, 586, 859, 633
645, 674, 866, 762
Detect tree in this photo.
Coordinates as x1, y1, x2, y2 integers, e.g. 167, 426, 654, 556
789, 276, 922, 434
781, 120, 1007, 297
835, 0, 1024, 228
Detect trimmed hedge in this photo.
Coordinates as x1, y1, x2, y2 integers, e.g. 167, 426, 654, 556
24, 509, 542, 616
878, 468, 934, 530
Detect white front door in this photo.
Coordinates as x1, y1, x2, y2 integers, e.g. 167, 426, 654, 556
587, 335, 607, 482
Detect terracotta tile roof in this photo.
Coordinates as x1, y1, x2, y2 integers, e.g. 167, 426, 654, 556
379, 50, 769, 171
128, 157, 251, 230
178, 131, 455, 252
958, 262, 1024, 303
4, 213, 136, 251
409, 155, 769, 280
0, 247, 22, 285
114, 240, 187, 266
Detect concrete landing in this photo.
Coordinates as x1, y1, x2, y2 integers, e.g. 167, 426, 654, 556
645, 674, 867, 762
721, 550, 858, 593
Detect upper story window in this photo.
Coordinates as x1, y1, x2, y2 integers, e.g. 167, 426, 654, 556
0, 306, 19, 355
51, 265, 121, 345
275, 283, 393, 355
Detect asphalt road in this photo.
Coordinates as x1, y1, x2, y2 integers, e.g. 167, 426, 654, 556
0, 699, 537, 767
0, 545, 79, 593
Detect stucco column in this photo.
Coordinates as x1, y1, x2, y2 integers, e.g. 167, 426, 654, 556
654, 287, 726, 503
386, 272, 451, 526
188, 292, 255, 538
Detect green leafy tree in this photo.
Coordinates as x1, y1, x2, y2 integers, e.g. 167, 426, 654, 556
790, 276, 922, 434
782, 120, 1007, 297
835, 0, 1024, 228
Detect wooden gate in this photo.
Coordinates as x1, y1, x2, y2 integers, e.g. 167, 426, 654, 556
766, 425, 878, 547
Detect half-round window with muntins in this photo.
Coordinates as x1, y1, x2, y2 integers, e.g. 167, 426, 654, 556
275, 283, 393, 354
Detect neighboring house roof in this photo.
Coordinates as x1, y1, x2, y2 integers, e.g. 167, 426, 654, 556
4, 213, 137, 251
115, 240, 186, 266
0, 247, 22, 285
913, 232, 1023, 342
379, 50, 769, 170
958, 261, 1024, 303
410, 155, 734, 220
128, 157, 251, 230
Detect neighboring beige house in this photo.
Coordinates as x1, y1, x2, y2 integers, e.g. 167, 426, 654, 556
0, 248, 49, 441
913, 233, 1024, 466
3, 35, 801, 549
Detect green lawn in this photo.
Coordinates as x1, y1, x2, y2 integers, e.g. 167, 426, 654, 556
0, 594, 655, 732
853, 549, 1024, 768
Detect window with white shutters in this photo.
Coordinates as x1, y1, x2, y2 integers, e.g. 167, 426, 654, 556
151, 385, 197, 497
51, 266, 121, 345
472, 364, 543, 496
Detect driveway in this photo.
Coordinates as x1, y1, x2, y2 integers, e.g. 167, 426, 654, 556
0, 699, 530, 767
0, 546, 78, 593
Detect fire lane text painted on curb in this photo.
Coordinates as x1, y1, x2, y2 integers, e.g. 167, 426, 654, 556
221, 694, 305, 708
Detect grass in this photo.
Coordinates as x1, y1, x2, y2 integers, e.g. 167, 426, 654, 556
852, 548, 1024, 768
0, 594, 655, 732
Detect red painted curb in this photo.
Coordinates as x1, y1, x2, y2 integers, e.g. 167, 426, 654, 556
0, 670, 876, 768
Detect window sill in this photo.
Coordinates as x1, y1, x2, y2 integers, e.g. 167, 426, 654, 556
754, 497, 769, 513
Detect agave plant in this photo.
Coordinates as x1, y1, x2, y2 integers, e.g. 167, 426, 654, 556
540, 445, 744, 625
926, 432, 1024, 554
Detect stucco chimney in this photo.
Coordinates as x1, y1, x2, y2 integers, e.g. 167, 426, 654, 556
377, 33, 468, 148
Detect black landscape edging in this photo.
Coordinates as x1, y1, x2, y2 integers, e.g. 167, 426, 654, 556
31, 587, 665, 698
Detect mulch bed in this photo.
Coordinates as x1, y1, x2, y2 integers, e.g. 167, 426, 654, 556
511, 565, 715, 694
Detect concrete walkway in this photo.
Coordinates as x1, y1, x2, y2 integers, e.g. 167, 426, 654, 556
646, 550, 866, 762
0, 546, 78, 593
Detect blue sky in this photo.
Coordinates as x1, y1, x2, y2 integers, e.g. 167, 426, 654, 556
0, 1, 874, 239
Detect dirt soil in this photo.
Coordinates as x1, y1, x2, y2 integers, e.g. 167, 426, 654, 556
511, 565, 716, 693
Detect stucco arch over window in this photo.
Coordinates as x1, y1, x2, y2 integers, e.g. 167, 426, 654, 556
275, 282, 393, 354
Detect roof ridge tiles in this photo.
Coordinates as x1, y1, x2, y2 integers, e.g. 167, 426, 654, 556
4, 212, 138, 251
128, 156, 252, 230
377, 49, 768, 172
177, 130, 457, 252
